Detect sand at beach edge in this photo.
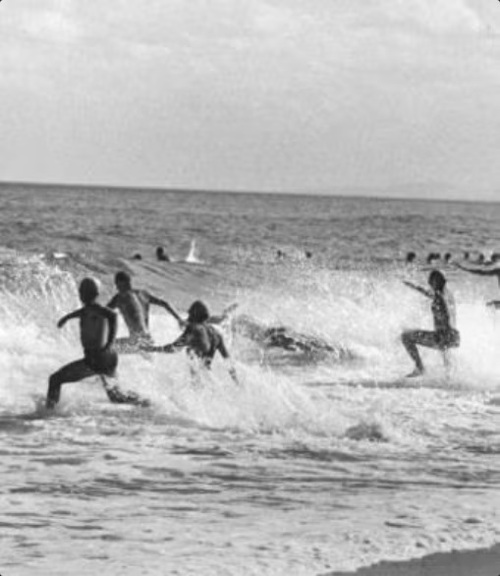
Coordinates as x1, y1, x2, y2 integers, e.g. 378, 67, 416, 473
324, 544, 500, 576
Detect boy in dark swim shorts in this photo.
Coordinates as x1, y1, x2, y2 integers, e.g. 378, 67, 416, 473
46, 277, 148, 408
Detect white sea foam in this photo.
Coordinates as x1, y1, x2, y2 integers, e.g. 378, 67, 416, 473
0, 200, 499, 575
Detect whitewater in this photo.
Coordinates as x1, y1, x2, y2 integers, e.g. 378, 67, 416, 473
0, 183, 499, 575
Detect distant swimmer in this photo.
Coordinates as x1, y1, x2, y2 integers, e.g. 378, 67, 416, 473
107, 271, 183, 353
401, 270, 460, 378
156, 246, 170, 262
46, 278, 147, 409
405, 252, 417, 264
132, 253, 142, 260
142, 300, 239, 384
426, 252, 440, 265
455, 255, 500, 308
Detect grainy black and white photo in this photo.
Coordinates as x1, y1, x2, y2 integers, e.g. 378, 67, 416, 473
1, 1, 500, 575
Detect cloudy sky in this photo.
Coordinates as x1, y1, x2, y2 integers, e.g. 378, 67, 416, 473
1, 0, 499, 199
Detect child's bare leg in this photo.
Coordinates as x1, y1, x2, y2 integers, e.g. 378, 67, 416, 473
46, 360, 94, 408
442, 349, 453, 378
189, 364, 203, 388
401, 330, 442, 377
401, 331, 425, 376
100, 376, 150, 406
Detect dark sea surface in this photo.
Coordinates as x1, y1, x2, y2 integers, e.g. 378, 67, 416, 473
0, 182, 499, 575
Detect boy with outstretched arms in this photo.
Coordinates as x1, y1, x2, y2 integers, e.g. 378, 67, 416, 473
142, 300, 239, 384
401, 270, 460, 377
107, 271, 183, 352
47, 277, 148, 408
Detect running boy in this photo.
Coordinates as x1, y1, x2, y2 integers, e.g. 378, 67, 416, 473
47, 277, 147, 408
107, 271, 183, 353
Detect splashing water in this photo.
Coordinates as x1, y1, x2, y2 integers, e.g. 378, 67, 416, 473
1, 182, 500, 575
185, 239, 203, 264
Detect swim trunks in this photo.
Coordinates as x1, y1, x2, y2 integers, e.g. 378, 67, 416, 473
84, 347, 118, 377
436, 329, 460, 349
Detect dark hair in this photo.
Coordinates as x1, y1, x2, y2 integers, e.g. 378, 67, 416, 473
428, 270, 446, 292
115, 271, 131, 287
79, 277, 99, 304
188, 300, 209, 323
156, 246, 170, 262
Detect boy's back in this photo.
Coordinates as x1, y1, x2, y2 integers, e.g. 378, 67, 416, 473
80, 303, 114, 351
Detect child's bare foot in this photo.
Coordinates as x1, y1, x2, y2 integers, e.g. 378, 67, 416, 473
406, 368, 424, 378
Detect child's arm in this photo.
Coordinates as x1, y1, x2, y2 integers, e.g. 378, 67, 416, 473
106, 294, 119, 309
57, 309, 82, 328
402, 281, 432, 298
100, 306, 118, 349
141, 343, 176, 353
455, 263, 500, 277
141, 326, 192, 353
209, 303, 239, 325
147, 293, 184, 326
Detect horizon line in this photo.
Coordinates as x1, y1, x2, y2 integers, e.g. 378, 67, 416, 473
0, 178, 498, 206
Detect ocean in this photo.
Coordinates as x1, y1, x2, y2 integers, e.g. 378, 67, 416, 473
0, 182, 499, 576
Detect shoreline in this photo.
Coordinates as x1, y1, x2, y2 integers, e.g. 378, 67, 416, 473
323, 544, 500, 576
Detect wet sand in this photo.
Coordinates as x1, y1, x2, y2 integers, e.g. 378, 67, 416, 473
325, 545, 500, 576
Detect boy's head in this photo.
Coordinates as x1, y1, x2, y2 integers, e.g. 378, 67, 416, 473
428, 270, 446, 293
115, 271, 131, 292
188, 300, 209, 323
79, 277, 100, 305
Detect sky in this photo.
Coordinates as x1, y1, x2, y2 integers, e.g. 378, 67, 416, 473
1, 0, 500, 200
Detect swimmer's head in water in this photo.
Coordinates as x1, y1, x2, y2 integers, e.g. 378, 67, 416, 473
188, 301, 209, 323
406, 251, 416, 263
156, 246, 169, 261
79, 277, 100, 304
426, 252, 440, 264
115, 271, 131, 291
428, 270, 446, 292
